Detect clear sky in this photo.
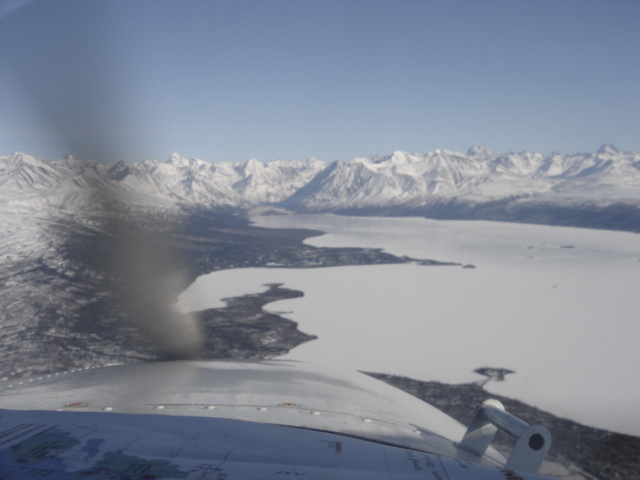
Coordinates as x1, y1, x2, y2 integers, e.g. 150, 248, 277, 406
1, 0, 638, 163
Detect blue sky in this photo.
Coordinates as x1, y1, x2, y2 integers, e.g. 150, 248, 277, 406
1, 0, 638, 163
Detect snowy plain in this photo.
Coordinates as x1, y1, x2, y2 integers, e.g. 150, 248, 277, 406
179, 214, 640, 436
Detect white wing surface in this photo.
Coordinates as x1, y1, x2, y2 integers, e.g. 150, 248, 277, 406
0, 360, 555, 479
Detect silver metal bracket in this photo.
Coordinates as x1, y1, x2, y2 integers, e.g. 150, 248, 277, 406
458, 399, 551, 473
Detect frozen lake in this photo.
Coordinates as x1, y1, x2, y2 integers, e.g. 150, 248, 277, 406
179, 214, 640, 436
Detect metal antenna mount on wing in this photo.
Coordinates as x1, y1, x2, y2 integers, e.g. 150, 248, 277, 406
458, 399, 552, 473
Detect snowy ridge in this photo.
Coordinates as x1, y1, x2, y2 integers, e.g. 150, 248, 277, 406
283, 144, 640, 211
0, 152, 327, 216
1, 145, 639, 219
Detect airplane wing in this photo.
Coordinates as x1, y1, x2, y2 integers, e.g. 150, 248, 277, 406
0, 360, 555, 479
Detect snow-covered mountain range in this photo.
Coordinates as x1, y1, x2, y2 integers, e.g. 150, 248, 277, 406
1, 144, 640, 225
0, 152, 326, 215
283, 144, 640, 212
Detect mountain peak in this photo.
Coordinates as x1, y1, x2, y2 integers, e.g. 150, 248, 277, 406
244, 158, 263, 168
596, 143, 620, 155
467, 146, 493, 158
8, 151, 38, 162
389, 151, 415, 164
168, 152, 188, 165
0, 152, 45, 172
167, 152, 207, 168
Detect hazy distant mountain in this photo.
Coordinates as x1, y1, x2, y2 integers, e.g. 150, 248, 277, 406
1, 145, 640, 231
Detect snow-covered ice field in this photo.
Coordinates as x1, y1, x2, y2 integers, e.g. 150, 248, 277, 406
179, 214, 640, 436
